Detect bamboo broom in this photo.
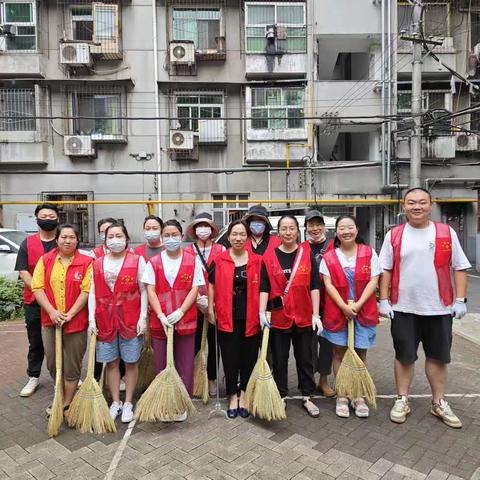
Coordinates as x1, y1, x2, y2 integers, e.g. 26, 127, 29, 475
136, 327, 156, 393
335, 307, 377, 409
245, 316, 286, 421
47, 326, 64, 437
66, 334, 116, 434
193, 316, 209, 404
135, 326, 196, 422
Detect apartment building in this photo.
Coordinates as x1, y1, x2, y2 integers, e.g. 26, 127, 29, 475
0, 0, 478, 265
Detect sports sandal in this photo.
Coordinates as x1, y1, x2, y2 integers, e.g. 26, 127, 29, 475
303, 398, 320, 418
351, 398, 369, 418
336, 397, 350, 418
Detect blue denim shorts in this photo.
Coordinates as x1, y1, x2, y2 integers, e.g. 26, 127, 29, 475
322, 321, 376, 350
96, 334, 144, 363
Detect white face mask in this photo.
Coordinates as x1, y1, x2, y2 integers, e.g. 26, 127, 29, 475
106, 239, 127, 253
99, 233, 106, 243
144, 230, 161, 242
196, 226, 212, 240
250, 221, 266, 236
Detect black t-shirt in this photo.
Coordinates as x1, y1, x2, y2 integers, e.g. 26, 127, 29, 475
309, 240, 329, 269
250, 236, 271, 256
208, 261, 248, 321
15, 237, 57, 271
260, 247, 321, 293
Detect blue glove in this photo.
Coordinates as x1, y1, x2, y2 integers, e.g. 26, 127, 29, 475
452, 300, 467, 319
259, 311, 271, 329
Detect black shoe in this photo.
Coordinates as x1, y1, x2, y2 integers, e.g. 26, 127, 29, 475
227, 408, 238, 419
238, 407, 249, 418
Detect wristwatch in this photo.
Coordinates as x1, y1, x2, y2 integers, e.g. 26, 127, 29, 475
455, 298, 467, 303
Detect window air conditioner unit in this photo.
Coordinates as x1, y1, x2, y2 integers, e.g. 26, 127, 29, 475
60, 43, 91, 66
169, 130, 194, 150
455, 131, 478, 151
64, 135, 95, 156
169, 41, 195, 65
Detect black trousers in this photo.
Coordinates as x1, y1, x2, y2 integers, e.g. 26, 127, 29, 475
271, 325, 315, 398
194, 313, 217, 381
218, 320, 259, 396
311, 334, 333, 376
24, 302, 44, 378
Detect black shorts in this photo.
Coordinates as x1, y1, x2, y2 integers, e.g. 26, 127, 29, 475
391, 311, 453, 365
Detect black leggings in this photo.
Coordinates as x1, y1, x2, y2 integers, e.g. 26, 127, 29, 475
195, 313, 217, 381
311, 334, 333, 376
218, 320, 259, 396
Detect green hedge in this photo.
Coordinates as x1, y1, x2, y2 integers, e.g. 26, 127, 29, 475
0, 278, 24, 321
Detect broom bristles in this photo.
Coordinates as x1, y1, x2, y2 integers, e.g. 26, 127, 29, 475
48, 327, 64, 438
66, 377, 117, 433
136, 342, 156, 393
136, 366, 196, 422
335, 349, 377, 409
192, 350, 209, 404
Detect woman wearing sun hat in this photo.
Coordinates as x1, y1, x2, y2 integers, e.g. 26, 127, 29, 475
243, 205, 281, 257
185, 213, 225, 396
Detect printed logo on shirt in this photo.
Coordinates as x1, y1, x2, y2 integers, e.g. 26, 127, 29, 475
299, 265, 309, 274
180, 272, 192, 283
120, 274, 135, 286
73, 271, 83, 281
440, 240, 452, 252
361, 264, 371, 274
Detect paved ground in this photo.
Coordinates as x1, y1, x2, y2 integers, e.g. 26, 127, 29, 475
1, 314, 479, 480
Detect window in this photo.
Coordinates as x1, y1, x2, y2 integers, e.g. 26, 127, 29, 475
0, 88, 35, 131
176, 93, 223, 131
173, 8, 220, 50
423, 3, 450, 37
0, 2, 36, 50
397, 90, 448, 113
72, 91, 123, 136
71, 7, 93, 41
212, 193, 249, 229
245, 2, 306, 54
251, 87, 304, 129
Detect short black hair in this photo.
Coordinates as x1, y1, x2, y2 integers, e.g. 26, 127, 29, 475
105, 221, 130, 243
55, 223, 80, 244
97, 217, 117, 233
227, 219, 250, 237
34, 203, 59, 217
162, 219, 182, 235
403, 187, 432, 202
143, 215, 163, 229
333, 215, 364, 248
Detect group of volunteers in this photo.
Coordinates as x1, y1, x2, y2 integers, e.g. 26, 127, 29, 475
15, 186, 470, 429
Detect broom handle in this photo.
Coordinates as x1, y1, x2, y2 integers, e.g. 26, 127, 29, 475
86, 333, 97, 379
166, 326, 174, 367
260, 312, 271, 361
200, 315, 209, 353
55, 325, 63, 385
347, 300, 355, 351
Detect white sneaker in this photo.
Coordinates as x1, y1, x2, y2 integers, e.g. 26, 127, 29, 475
174, 411, 188, 422
109, 401, 123, 421
121, 402, 134, 423
431, 399, 462, 429
390, 395, 411, 424
20, 377, 39, 397
119, 379, 126, 392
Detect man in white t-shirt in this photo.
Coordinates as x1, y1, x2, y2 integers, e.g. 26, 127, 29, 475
379, 188, 470, 429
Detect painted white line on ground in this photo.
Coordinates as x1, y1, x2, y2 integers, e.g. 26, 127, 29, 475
467, 273, 480, 279
0, 330, 24, 334
104, 418, 136, 480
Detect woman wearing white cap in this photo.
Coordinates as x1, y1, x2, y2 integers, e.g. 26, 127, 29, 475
185, 213, 225, 396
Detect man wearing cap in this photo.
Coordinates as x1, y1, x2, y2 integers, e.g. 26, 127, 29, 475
301, 210, 335, 398
243, 205, 281, 257
185, 213, 225, 396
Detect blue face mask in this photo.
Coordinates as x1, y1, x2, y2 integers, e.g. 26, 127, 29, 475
163, 237, 181, 251
250, 221, 266, 236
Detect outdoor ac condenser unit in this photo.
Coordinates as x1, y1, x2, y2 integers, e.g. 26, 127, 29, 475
64, 135, 95, 156
455, 132, 478, 151
169, 41, 195, 65
60, 43, 91, 66
169, 130, 194, 150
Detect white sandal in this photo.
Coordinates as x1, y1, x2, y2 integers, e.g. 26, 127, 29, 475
351, 398, 369, 418
336, 397, 350, 418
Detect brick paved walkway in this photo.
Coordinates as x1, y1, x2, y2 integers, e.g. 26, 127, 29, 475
1, 319, 479, 480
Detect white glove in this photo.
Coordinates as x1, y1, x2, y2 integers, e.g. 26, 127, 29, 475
88, 317, 97, 335
379, 299, 394, 319
259, 311, 271, 329
158, 312, 170, 333
196, 295, 208, 314
167, 308, 184, 325
312, 314, 323, 334
452, 300, 467, 319
136, 316, 147, 336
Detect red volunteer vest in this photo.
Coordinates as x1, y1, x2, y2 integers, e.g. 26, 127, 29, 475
390, 222, 453, 306
184, 242, 224, 296
93, 252, 142, 342
322, 244, 379, 332
92, 245, 106, 259
24, 234, 46, 304
41, 249, 92, 333
214, 250, 261, 337
149, 251, 198, 340
134, 243, 147, 260
246, 235, 281, 257
263, 246, 313, 329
